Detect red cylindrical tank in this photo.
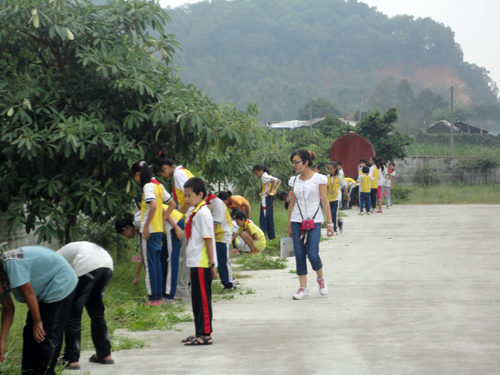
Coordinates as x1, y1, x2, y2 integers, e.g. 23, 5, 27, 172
330, 133, 375, 179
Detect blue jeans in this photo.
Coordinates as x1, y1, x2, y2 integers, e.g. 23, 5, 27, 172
291, 222, 323, 276
329, 200, 343, 232
359, 192, 371, 213
259, 195, 275, 240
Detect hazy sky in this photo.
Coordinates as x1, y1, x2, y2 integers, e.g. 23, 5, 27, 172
160, 0, 500, 88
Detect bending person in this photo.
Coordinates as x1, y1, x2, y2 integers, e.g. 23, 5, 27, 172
233, 210, 266, 255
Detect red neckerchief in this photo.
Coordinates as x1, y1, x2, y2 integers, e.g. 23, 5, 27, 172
205, 193, 217, 205
185, 200, 206, 245
388, 169, 394, 174
227, 196, 233, 208
172, 167, 185, 201
150, 178, 161, 185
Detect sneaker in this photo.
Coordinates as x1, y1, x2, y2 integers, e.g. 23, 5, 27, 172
317, 278, 328, 296
333, 231, 338, 236
367, 212, 371, 215
339, 224, 343, 233
224, 285, 237, 291
376, 210, 383, 213
387, 206, 391, 209
293, 287, 310, 300
358, 212, 364, 215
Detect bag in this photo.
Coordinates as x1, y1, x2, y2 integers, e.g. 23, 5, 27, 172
293, 176, 321, 231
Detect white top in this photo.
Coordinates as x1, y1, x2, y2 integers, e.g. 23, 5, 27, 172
358, 165, 374, 177
336, 173, 347, 201
141, 181, 171, 232
288, 173, 327, 223
134, 211, 141, 232
377, 167, 385, 186
174, 166, 194, 215
261, 172, 277, 197
210, 197, 233, 243
186, 205, 218, 268
57, 241, 113, 277
382, 169, 396, 186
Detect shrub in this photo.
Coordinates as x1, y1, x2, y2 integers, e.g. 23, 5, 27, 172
413, 162, 441, 186
392, 186, 411, 202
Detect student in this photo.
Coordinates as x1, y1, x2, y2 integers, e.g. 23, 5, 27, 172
181, 177, 217, 346
343, 177, 357, 209
161, 207, 185, 301
288, 150, 334, 300
130, 161, 172, 305
230, 216, 250, 253
326, 161, 344, 235
278, 191, 291, 210
57, 241, 114, 370
218, 191, 251, 218
357, 166, 374, 215
376, 158, 386, 213
369, 157, 380, 211
311, 164, 320, 173
336, 162, 350, 210
153, 151, 193, 299
206, 193, 236, 290
0, 246, 77, 375
382, 162, 396, 209
233, 210, 266, 255
115, 212, 143, 288
252, 165, 281, 240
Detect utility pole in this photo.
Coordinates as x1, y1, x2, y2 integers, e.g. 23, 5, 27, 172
479, 107, 483, 135
309, 89, 312, 131
450, 86, 454, 157
358, 89, 363, 123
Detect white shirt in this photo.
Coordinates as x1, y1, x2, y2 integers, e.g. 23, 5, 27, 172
174, 166, 194, 215
57, 241, 113, 277
336, 173, 347, 201
186, 205, 218, 268
382, 169, 396, 186
378, 167, 385, 186
210, 197, 233, 243
261, 172, 277, 198
141, 181, 171, 232
288, 173, 327, 223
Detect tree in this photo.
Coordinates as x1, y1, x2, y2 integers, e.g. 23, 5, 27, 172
432, 104, 473, 123
298, 98, 340, 120
414, 88, 449, 128
0, 0, 261, 244
356, 108, 412, 161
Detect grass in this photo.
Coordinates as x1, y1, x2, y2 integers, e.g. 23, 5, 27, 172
406, 143, 500, 157
403, 184, 500, 204
234, 252, 288, 270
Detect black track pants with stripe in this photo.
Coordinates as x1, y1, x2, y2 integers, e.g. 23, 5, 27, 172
190, 267, 213, 336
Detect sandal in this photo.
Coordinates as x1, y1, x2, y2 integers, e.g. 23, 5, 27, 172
181, 335, 197, 343
89, 354, 114, 365
184, 336, 213, 346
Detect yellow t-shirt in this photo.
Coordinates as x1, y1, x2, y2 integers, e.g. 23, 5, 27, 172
140, 181, 169, 233
326, 175, 340, 202
360, 174, 372, 193
344, 177, 357, 187
237, 220, 266, 248
371, 167, 379, 189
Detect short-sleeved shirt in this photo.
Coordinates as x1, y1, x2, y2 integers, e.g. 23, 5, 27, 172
57, 241, 113, 277
345, 178, 357, 188
0, 246, 77, 304
261, 172, 277, 198
140, 179, 171, 233
209, 197, 233, 244
371, 166, 379, 189
288, 173, 327, 223
228, 195, 249, 211
173, 166, 194, 209
237, 220, 266, 248
164, 205, 184, 231
382, 169, 396, 186
357, 173, 374, 193
378, 167, 385, 186
186, 202, 217, 268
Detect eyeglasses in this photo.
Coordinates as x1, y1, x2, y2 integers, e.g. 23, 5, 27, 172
291, 160, 303, 167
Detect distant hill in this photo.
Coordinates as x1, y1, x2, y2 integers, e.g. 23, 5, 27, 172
164, 0, 499, 125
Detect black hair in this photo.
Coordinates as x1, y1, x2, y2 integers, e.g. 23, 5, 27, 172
328, 161, 338, 177
230, 208, 239, 219
115, 213, 135, 233
359, 158, 367, 164
184, 177, 207, 199
389, 162, 395, 167
153, 149, 175, 174
233, 209, 248, 221
217, 191, 232, 201
130, 161, 153, 188
370, 156, 382, 170
311, 164, 319, 170
362, 166, 370, 174
337, 161, 343, 166
253, 164, 270, 174
290, 149, 316, 168
278, 191, 289, 201
0, 260, 10, 291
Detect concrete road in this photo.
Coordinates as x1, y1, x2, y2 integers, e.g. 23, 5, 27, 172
79, 205, 500, 375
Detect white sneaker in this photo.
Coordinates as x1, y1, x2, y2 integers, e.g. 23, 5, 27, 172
317, 278, 328, 296
293, 287, 310, 300
333, 231, 338, 236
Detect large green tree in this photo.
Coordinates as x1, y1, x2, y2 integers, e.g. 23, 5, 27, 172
0, 0, 261, 244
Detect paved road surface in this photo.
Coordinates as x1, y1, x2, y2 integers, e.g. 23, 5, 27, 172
79, 205, 500, 375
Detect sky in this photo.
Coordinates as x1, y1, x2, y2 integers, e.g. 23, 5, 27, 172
159, 0, 500, 88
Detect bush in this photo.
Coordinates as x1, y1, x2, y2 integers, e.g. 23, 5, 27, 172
413, 162, 441, 186
391, 186, 411, 202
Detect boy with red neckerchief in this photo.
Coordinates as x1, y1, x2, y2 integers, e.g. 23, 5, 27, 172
181, 177, 218, 346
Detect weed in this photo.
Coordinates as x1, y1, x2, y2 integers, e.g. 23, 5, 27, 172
403, 184, 500, 204
235, 252, 288, 270
112, 336, 147, 351
240, 288, 256, 295
289, 270, 297, 274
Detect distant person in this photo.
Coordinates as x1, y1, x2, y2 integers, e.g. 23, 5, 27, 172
382, 162, 396, 209
326, 161, 344, 235
278, 191, 291, 210
357, 166, 374, 215
336, 162, 350, 210
233, 210, 266, 255
0, 246, 77, 375
288, 150, 334, 300
343, 177, 357, 209
311, 164, 320, 173
253, 165, 281, 240
58, 242, 114, 370
369, 157, 381, 212
218, 191, 251, 218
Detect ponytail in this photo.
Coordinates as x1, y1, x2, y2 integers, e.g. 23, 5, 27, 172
253, 164, 270, 174
130, 161, 153, 188
153, 150, 175, 174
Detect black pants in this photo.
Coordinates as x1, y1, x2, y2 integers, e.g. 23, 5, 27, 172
64, 268, 113, 363
370, 188, 378, 209
190, 267, 213, 336
22, 288, 75, 375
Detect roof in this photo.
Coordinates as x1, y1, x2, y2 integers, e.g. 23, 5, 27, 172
426, 120, 460, 134
266, 117, 325, 130
453, 121, 489, 134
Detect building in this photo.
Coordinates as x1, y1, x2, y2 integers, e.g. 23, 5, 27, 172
266, 117, 325, 130
426, 120, 489, 134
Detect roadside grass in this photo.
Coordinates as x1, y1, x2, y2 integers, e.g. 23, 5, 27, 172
234, 252, 288, 270
403, 184, 500, 204
406, 143, 500, 157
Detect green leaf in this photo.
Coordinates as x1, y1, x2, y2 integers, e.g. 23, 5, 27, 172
7, 107, 14, 117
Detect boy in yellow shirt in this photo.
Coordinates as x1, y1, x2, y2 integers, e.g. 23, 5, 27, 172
357, 166, 374, 215
233, 210, 266, 255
